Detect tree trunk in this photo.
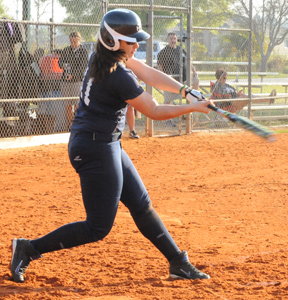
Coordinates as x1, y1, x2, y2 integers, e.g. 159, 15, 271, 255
260, 55, 269, 72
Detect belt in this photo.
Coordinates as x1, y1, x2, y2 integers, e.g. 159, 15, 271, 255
75, 131, 122, 142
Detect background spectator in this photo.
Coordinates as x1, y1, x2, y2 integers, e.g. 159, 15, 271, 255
58, 31, 88, 130
126, 105, 140, 139
211, 68, 276, 113
157, 32, 187, 127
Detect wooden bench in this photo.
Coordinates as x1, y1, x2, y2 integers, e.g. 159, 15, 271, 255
199, 81, 288, 94
0, 116, 19, 121
234, 81, 287, 93
0, 116, 20, 137
197, 72, 279, 83
242, 104, 288, 120
192, 61, 255, 68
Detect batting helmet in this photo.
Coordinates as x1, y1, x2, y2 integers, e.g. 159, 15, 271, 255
98, 9, 150, 51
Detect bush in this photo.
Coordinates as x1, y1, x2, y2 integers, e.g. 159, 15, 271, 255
267, 55, 288, 72
283, 65, 288, 74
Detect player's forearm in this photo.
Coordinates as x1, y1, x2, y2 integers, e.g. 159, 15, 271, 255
126, 90, 211, 120
150, 103, 204, 120
136, 101, 210, 121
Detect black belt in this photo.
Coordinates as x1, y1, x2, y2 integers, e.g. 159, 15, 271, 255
75, 131, 122, 142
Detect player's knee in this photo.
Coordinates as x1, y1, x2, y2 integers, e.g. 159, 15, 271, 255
130, 201, 153, 219
86, 222, 113, 241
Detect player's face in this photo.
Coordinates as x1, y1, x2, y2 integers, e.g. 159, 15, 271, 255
119, 40, 139, 59
168, 35, 177, 48
70, 37, 81, 50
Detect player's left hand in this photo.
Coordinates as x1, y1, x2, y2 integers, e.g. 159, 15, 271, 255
185, 88, 205, 103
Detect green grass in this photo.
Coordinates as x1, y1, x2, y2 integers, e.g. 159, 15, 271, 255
275, 128, 288, 133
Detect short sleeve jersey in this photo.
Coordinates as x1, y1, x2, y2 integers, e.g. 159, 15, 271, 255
71, 53, 144, 134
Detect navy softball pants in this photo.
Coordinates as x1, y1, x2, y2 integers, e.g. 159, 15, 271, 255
30, 133, 180, 262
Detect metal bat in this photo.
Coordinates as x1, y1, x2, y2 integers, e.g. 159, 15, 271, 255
207, 104, 277, 142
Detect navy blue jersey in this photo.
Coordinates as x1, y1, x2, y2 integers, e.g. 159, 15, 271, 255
72, 53, 144, 133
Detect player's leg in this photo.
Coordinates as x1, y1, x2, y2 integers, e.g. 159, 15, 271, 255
10, 136, 123, 282
119, 148, 179, 260
37, 137, 123, 249
120, 148, 210, 280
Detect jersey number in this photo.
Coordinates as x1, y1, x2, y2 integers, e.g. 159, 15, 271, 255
83, 78, 93, 106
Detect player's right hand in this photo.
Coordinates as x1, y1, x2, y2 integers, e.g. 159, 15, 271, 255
191, 98, 213, 114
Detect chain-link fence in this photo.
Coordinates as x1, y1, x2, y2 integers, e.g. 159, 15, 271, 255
1, 0, 287, 139
0, 18, 99, 137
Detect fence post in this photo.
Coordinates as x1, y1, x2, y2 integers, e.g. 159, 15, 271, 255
49, 0, 55, 53
236, 66, 239, 82
146, 1, 154, 137
102, 0, 107, 16
50, 19, 55, 53
186, 0, 192, 133
247, 0, 253, 119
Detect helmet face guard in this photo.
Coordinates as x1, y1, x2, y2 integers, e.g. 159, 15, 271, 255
99, 9, 150, 51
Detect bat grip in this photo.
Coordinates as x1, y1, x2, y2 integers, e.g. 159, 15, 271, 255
207, 104, 217, 111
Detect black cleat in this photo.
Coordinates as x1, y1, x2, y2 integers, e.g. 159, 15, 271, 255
169, 251, 210, 280
10, 238, 41, 283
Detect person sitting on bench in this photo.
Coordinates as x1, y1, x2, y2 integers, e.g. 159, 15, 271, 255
210, 68, 276, 113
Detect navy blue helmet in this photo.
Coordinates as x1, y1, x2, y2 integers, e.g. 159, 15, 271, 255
99, 9, 150, 51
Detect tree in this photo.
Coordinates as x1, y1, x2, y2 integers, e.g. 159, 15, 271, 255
192, 0, 235, 28
0, 0, 11, 18
219, 32, 250, 60
218, 30, 260, 63
57, 0, 102, 41
33, 0, 51, 49
56, 0, 235, 42
235, 0, 288, 71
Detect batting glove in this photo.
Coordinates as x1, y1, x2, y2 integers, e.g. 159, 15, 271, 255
185, 88, 205, 103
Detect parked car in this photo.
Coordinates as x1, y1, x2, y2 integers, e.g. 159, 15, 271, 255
82, 41, 167, 66
134, 41, 167, 66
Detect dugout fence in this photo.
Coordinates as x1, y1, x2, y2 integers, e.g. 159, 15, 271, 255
0, 0, 287, 140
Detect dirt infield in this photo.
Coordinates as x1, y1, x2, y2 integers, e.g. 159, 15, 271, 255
1, 131, 288, 299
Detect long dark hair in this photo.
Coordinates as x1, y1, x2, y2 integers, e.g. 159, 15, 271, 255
88, 41, 127, 82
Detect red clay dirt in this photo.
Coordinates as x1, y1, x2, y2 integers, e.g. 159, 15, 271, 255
0, 131, 288, 300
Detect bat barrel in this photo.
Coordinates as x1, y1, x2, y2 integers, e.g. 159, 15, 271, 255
207, 104, 276, 142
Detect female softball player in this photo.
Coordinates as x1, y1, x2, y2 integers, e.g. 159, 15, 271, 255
10, 9, 213, 283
